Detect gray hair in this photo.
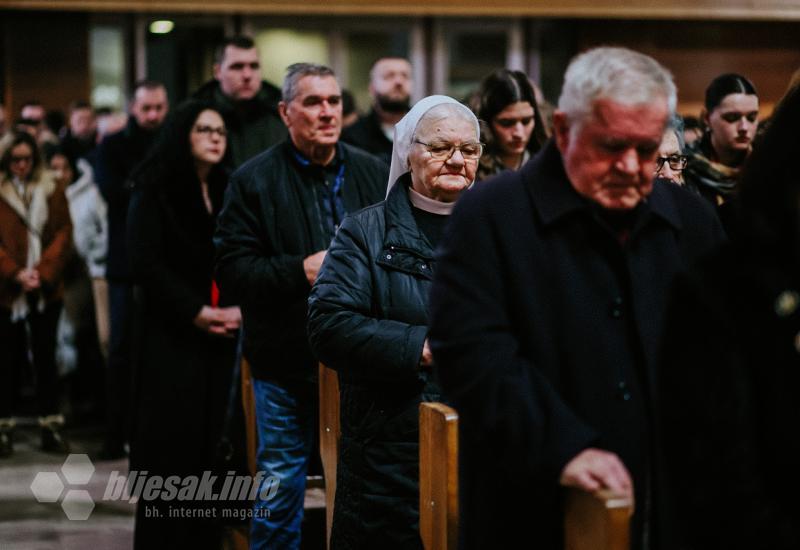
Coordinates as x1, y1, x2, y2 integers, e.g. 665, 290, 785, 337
282, 63, 337, 103
666, 114, 685, 152
558, 47, 677, 131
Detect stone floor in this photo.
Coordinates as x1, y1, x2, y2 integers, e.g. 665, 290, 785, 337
0, 422, 326, 549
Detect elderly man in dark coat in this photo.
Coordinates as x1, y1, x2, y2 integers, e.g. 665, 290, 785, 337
428, 47, 725, 550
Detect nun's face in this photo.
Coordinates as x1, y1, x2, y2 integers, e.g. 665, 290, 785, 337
408, 114, 479, 203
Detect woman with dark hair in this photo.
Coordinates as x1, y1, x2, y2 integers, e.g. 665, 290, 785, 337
127, 100, 241, 549
0, 132, 72, 457
658, 83, 800, 549
684, 73, 759, 211
474, 68, 547, 181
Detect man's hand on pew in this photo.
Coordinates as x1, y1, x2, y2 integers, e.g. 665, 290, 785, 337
559, 448, 633, 498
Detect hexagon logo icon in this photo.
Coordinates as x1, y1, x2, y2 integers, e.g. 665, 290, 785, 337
61, 454, 95, 485
30, 471, 65, 503
61, 489, 95, 520
30, 453, 98, 519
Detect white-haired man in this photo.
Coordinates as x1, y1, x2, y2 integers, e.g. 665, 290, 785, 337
429, 47, 725, 549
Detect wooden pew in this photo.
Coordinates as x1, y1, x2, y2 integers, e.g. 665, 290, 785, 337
240, 357, 257, 476
418, 402, 633, 550
419, 402, 459, 550
318, 363, 341, 549
564, 488, 633, 550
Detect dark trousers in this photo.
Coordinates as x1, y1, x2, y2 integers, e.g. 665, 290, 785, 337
0, 301, 62, 418
105, 281, 132, 447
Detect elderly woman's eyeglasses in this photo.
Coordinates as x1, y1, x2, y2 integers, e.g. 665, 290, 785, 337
193, 125, 228, 138
415, 140, 483, 161
655, 155, 688, 172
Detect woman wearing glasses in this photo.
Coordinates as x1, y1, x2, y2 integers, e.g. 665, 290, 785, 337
655, 115, 689, 186
127, 100, 241, 549
308, 96, 480, 548
474, 69, 547, 181
0, 132, 72, 457
684, 73, 759, 214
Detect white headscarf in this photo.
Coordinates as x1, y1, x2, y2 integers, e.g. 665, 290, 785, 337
386, 95, 480, 197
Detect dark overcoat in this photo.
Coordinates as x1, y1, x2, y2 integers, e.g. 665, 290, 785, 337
95, 118, 159, 282
658, 243, 800, 550
127, 171, 235, 474
308, 176, 439, 549
214, 141, 387, 382
428, 141, 725, 549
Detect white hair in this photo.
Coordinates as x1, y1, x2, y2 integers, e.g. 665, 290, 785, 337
558, 47, 676, 131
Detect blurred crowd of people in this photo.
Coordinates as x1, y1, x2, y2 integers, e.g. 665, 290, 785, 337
2, 32, 800, 550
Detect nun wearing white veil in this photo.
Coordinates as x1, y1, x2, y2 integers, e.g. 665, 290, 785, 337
308, 95, 481, 548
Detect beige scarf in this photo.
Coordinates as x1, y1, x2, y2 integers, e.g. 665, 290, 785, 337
0, 173, 54, 321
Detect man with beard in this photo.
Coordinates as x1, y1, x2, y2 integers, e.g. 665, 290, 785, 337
342, 57, 413, 164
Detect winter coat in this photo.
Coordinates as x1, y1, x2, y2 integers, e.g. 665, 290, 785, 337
127, 168, 236, 473
308, 175, 441, 549
341, 109, 394, 166
95, 118, 159, 281
428, 140, 726, 549
214, 141, 387, 382
0, 169, 72, 310
658, 242, 800, 550
64, 158, 107, 278
193, 79, 287, 168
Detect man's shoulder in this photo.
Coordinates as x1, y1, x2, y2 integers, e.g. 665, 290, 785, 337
341, 141, 388, 171
342, 111, 384, 144
462, 169, 529, 212
652, 180, 720, 226
230, 142, 288, 185
258, 80, 282, 105
100, 126, 129, 149
193, 79, 221, 102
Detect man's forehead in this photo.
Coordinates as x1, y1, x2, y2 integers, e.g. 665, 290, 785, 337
222, 46, 259, 65
295, 75, 340, 97
375, 59, 411, 76
588, 97, 667, 132
135, 88, 166, 106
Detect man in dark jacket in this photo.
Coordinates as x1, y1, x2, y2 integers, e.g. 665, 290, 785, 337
428, 47, 726, 550
214, 63, 386, 550
194, 35, 287, 168
341, 57, 413, 164
95, 79, 168, 458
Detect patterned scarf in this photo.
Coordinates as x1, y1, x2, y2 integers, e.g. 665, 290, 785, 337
684, 135, 744, 201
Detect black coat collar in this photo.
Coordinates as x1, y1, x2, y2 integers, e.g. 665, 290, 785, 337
383, 174, 433, 258
526, 140, 683, 234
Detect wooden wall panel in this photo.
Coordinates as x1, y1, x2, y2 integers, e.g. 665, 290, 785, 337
3, 0, 800, 19
2, 11, 90, 119
574, 20, 800, 116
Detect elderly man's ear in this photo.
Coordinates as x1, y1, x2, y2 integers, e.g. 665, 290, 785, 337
552, 111, 571, 152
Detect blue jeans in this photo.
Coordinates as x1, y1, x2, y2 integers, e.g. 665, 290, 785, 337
251, 378, 316, 550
